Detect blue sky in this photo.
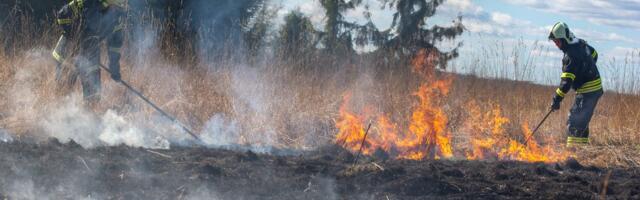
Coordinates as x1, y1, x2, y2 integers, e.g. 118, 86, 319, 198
278, 0, 640, 92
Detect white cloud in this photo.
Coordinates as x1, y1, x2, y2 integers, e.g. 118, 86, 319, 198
605, 46, 640, 60
571, 28, 637, 44
441, 0, 485, 16
491, 12, 513, 26
501, 0, 640, 30
438, 1, 535, 37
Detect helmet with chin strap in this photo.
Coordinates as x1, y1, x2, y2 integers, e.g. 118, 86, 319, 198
548, 22, 574, 43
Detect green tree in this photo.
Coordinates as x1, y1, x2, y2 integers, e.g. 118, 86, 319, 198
277, 11, 318, 60
244, 2, 278, 60
319, 0, 362, 53
381, 0, 464, 68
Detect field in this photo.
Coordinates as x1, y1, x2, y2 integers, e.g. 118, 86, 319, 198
1, 141, 639, 199
1, 3, 640, 199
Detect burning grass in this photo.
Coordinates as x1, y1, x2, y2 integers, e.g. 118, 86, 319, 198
0, 15, 639, 168
333, 51, 574, 163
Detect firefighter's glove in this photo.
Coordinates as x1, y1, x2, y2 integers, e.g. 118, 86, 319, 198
109, 66, 121, 82
551, 95, 562, 111
110, 71, 121, 82
109, 61, 121, 82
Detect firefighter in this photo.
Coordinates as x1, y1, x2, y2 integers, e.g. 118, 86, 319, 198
548, 22, 603, 147
52, 0, 126, 104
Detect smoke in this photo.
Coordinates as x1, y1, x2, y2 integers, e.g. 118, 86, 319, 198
6, 179, 41, 200
303, 176, 339, 200
183, 186, 222, 200
200, 113, 240, 147
0, 128, 11, 143
0, 1, 347, 153
39, 96, 171, 149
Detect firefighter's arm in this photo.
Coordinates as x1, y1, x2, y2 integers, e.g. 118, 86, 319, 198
107, 19, 125, 81
555, 56, 576, 100
55, 5, 74, 38
52, 5, 74, 64
588, 45, 598, 63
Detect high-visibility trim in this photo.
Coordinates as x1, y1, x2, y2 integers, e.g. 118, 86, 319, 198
70, 0, 84, 16
101, 0, 110, 8
561, 72, 576, 80
57, 19, 72, 25
108, 47, 121, 53
591, 50, 598, 59
52, 51, 64, 63
556, 88, 566, 98
567, 136, 590, 144
577, 78, 602, 93
72, 0, 85, 7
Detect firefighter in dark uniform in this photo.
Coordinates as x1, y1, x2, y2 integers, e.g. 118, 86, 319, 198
548, 22, 603, 147
52, 0, 126, 104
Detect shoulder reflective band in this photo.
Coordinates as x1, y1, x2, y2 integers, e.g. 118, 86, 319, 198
57, 19, 72, 25
591, 50, 598, 59
576, 78, 602, 93
70, 0, 85, 15
556, 88, 565, 97
101, 0, 109, 8
561, 72, 576, 80
72, 0, 85, 7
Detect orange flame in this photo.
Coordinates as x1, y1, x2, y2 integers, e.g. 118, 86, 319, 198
411, 49, 439, 77
464, 102, 571, 163
334, 48, 569, 163
497, 123, 572, 162
335, 79, 454, 160
334, 93, 370, 154
400, 79, 453, 159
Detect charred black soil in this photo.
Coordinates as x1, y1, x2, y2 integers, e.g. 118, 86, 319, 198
0, 140, 638, 199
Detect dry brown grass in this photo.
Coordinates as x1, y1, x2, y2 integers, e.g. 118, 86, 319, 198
0, 14, 638, 168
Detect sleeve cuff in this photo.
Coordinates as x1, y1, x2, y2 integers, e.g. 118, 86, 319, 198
555, 88, 566, 98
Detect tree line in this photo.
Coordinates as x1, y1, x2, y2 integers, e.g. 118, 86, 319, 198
1, 0, 464, 68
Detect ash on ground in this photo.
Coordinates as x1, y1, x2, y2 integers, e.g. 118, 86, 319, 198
0, 140, 638, 199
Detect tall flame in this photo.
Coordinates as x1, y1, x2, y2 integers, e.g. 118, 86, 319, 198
400, 79, 453, 159
335, 93, 370, 154
335, 79, 454, 160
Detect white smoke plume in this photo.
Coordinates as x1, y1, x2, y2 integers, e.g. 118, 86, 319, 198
0, 128, 12, 143
39, 96, 171, 149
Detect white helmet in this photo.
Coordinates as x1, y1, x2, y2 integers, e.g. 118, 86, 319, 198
548, 22, 574, 43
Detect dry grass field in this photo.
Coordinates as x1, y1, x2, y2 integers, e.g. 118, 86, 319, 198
1, 14, 638, 169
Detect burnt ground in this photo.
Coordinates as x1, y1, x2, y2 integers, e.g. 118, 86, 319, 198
0, 140, 639, 200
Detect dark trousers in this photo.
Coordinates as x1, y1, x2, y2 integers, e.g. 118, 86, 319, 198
76, 37, 102, 103
566, 90, 603, 145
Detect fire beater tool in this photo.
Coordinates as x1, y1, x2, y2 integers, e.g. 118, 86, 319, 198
98, 64, 200, 140
353, 123, 372, 165
524, 109, 554, 145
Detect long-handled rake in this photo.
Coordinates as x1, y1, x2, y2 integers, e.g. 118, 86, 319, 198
523, 109, 554, 145
98, 64, 200, 140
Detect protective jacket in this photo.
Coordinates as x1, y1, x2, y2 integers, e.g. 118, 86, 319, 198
555, 39, 602, 99
52, 0, 124, 71
52, 0, 124, 102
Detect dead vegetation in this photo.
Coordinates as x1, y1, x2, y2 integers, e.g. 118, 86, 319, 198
0, 0, 638, 168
